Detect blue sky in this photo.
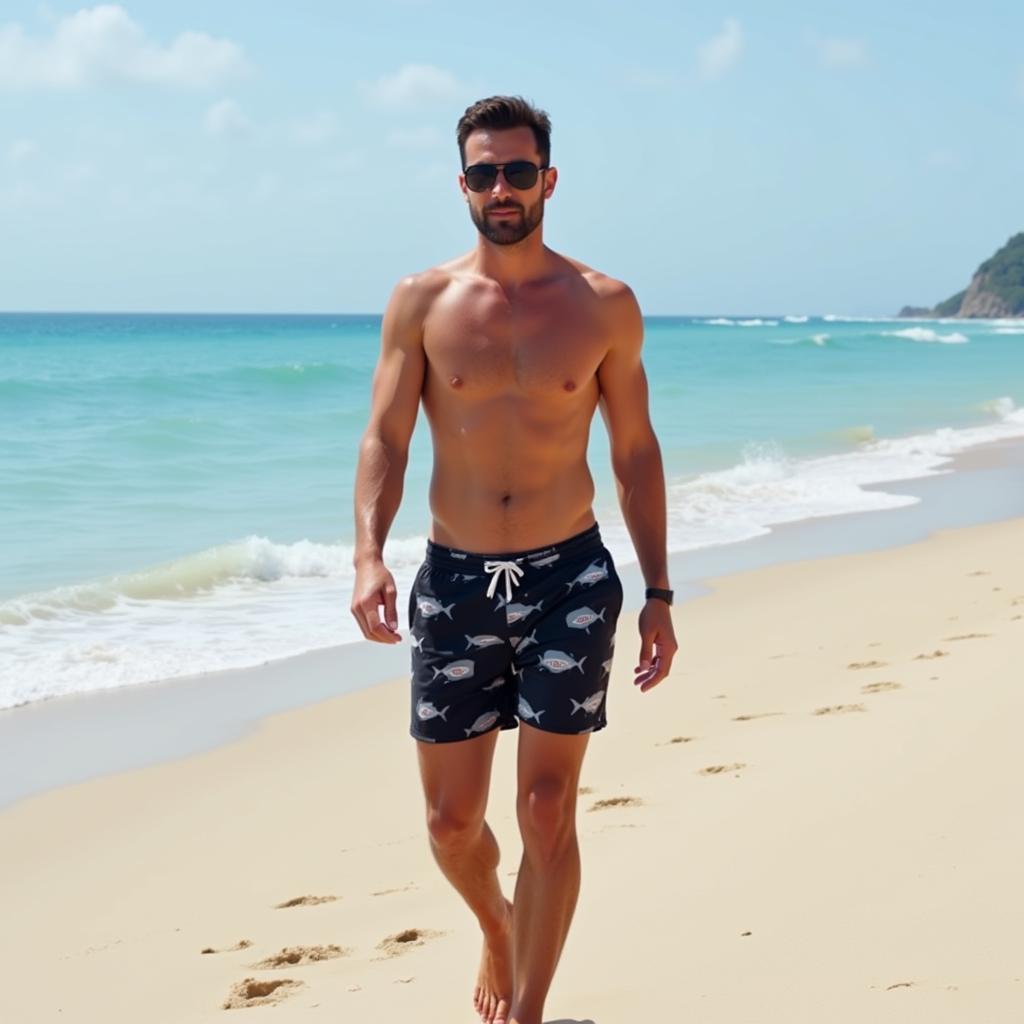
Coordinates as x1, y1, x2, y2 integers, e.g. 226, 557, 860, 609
1, 2, 1022, 315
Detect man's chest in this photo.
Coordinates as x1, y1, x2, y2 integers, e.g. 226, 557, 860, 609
422, 297, 608, 397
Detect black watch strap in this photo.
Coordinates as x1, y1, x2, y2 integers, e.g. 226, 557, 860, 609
645, 587, 674, 606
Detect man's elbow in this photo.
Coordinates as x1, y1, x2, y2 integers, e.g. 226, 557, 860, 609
610, 433, 662, 480
359, 428, 411, 468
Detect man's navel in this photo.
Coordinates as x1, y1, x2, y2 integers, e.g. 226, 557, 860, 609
563, 380, 576, 392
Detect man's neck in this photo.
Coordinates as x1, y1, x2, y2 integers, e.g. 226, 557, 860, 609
471, 232, 550, 292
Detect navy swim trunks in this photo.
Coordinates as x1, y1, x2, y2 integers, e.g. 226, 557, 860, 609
408, 523, 624, 743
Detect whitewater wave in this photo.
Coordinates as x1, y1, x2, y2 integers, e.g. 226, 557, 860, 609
881, 327, 968, 344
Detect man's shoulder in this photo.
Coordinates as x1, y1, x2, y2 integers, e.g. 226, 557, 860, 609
560, 255, 638, 308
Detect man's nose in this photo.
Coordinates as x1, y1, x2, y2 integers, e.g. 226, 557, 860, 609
489, 169, 513, 198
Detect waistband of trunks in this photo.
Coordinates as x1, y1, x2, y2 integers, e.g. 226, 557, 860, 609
424, 522, 604, 573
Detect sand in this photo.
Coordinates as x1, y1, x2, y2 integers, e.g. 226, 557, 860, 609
1, 516, 1022, 1022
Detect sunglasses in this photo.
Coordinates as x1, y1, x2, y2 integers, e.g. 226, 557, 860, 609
463, 160, 547, 193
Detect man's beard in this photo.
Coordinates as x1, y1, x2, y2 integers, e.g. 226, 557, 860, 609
469, 196, 544, 245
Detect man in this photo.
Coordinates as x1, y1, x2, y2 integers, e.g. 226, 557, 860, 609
352, 95, 677, 1024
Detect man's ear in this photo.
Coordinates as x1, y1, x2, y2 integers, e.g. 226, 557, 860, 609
543, 166, 558, 199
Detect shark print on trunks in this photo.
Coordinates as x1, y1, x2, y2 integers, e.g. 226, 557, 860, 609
408, 521, 624, 743
537, 650, 587, 674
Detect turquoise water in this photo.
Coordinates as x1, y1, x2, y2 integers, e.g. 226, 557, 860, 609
2, 311, 1023, 707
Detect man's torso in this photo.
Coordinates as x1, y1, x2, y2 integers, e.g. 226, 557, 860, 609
411, 250, 623, 552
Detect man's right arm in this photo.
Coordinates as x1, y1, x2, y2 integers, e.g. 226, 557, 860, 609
351, 274, 433, 643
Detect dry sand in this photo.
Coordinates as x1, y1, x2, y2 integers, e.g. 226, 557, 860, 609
1, 516, 1022, 1023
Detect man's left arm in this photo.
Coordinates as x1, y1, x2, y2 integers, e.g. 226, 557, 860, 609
596, 281, 678, 692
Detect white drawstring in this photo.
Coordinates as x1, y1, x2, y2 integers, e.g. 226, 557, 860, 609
483, 560, 524, 602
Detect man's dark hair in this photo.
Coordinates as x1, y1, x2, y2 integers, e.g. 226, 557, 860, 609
456, 95, 552, 169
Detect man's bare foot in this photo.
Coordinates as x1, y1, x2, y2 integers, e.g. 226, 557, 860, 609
473, 897, 513, 1024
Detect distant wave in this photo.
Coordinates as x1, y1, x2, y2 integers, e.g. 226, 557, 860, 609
767, 332, 831, 347
881, 327, 968, 344
783, 315, 809, 323
994, 327, 1024, 335
702, 317, 779, 327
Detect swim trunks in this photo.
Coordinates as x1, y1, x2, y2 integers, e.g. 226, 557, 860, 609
408, 523, 624, 743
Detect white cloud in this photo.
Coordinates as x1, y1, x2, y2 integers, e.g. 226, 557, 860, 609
359, 63, 461, 109
0, 5, 248, 91
387, 125, 443, 149
811, 34, 868, 69
291, 110, 339, 145
697, 17, 742, 80
204, 98, 250, 138
7, 138, 38, 162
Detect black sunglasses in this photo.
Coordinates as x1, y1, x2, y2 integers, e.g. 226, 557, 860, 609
462, 160, 547, 193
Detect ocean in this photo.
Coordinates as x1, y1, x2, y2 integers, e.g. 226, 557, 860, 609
2, 311, 1023, 711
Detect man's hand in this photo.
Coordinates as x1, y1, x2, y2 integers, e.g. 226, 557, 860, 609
351, 560, 402, 644
634, 599, 677, 691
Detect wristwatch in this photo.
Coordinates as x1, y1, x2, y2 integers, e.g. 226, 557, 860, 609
645, 587, 674, 606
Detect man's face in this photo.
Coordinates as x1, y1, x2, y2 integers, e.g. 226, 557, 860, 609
459, 126, 556, 246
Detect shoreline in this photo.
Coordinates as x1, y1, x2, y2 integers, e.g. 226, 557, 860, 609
2, 432, 1023, 809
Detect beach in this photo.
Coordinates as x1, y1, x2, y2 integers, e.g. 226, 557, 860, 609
2, 483, 1022, 1021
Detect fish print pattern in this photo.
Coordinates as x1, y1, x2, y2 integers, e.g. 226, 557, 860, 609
566, 606, 606, 633
517, 695, 545, 724
416, 594, 455, 620
465, 634, 505, 649
416, 699, 450, 722
565, 560, 609, 592
537, 650, 587, 674
432, 659, 475, 683
570, 689, 606, 716
464, 710, 501, 737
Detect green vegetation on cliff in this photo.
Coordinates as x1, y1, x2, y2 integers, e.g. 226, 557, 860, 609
971, 232, 1024, 313
900, 232, 1024, 318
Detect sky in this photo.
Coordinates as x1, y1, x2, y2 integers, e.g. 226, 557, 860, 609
1, 1, 1023, 316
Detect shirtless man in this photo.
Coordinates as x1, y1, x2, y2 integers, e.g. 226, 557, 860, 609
352, 95, 677, 1024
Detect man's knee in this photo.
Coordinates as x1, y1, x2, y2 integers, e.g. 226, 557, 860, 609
517, 775, 576, 861
426, 802, 485, 851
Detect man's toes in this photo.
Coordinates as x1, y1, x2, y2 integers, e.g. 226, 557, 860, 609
494, 999, 510, 1024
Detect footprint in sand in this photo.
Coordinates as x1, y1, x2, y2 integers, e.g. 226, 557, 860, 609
913, 650, 949, 660
847, 660, 887, 670
222, 978, 303, 1010
201, 939, 252, 955
371, 884, 416, 897
658, 735, 696, 745
732, 712, 783, 722
967, 570, 990, 576
943, 632, 992, 641
254, 945, 349, 968
885, 981, 915, 990
578, 785, 595, 794
813, 704, 867, 715
861, 681, 902, 694
274, 895, 338, 909
374, 928, 444, 960
588, 796, 643, 810
698, 763, 746, 776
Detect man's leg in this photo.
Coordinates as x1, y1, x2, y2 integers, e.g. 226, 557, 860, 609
415, 730, 514, 1024
509, 723, 591, 1024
